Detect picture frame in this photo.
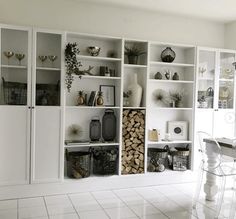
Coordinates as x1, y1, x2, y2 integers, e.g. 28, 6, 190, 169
167, 121, 188, 140
99, 85, 115, 106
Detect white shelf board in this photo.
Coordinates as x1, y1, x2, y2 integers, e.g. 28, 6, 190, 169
148, 140, 192, 145
148, 107, 193, 110
198, 78, 214, 81
219, 78, 234, 82
77, 55, 121, 62
66, 106, 120, 109
77, 75, 121, 80
65, 142, 119, 148
123, 107, 146, 109
36, 67, 61, 71
124, 64, 147, 68
149, 61, 194, 67
149, 79, 194, 84
1, 64, 27, 69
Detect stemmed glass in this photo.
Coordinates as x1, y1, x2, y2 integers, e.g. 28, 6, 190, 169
48, 55, 57, 68
38, 55, 47, 67
3, 51, 14, 65
15, 53, 25, 66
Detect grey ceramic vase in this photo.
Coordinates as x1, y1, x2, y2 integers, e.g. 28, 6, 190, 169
172, 72, 179, 80
155, 72, 162, 80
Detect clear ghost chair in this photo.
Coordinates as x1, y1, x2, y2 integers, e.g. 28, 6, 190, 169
193, 131, 236, 219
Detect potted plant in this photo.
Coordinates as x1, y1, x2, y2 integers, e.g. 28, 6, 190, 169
124, 45, 146, 65
169, 90, 185, 108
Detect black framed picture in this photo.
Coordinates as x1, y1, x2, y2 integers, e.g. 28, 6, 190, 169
99, 85, 115, 106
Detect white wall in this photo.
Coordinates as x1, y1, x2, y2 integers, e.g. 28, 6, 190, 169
0, 0, 225, 47
225, 21, 236, 49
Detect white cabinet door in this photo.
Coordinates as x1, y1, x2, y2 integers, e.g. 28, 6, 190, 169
213, 110, 235, 138
31, 107, 62, 183
0, 107, 30, 185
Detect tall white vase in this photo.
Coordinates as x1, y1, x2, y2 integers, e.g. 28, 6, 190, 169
128, 73, 142, 107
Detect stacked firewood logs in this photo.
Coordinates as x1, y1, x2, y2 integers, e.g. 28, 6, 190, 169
122, 110, 145, 174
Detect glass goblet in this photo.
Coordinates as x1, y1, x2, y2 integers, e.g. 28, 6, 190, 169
3, 51, 14, 65
48, 55, 57, 68
38, 55, 47, 67
15, 53, 25, 66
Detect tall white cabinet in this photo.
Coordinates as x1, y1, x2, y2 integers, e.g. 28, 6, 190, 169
31, 29, 64, 183
195, 47, 236, 139
0, 25, 31, 185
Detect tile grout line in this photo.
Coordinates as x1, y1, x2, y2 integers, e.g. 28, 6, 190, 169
90, 191, 113, 219
43, 196, 50, 219
67, 193, 81, 219
129, 187, 171, 219
110, 188, 143, 219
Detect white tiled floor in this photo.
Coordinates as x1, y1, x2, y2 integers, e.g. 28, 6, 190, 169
0, 183, 235, 219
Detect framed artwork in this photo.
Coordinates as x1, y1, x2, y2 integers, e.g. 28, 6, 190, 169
168, 121, 188, 140
99, 85, 115, 106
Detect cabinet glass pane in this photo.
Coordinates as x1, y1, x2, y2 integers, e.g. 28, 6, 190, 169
197, 50, 215, 109
0, 29, 28, 105
35, 32, 61, 106
218, 52, 235, 109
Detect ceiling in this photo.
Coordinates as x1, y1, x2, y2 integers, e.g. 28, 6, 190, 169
79, 0, 236, 23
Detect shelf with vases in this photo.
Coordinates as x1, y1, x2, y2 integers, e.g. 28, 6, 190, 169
148, 140, 192, 145
148, 107, 193, 110
1, 64, 27, 69
66, 106, 120, 109
36, 67, 61, 71
124, 64, 147, 68
149, 79, 194, 84
75, 75, 121, 80
149, 61, 194, 67
64, 141, 120, 148
77, 55, 121, 62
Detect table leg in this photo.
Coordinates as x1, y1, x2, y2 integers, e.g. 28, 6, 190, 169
204, 142, 218, 201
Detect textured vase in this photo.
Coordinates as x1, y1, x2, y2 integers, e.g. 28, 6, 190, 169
128, 73, 142, 107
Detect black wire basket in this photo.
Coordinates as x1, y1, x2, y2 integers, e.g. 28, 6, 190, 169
65, 149, 91, 179
92, 147, 118, 175
2, 77, 27, 105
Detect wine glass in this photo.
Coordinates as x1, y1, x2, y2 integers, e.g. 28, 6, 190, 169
48, 55, 57, 67
15, 53, 25, 66
3, 51, 14, 65
38, 55, 47, 67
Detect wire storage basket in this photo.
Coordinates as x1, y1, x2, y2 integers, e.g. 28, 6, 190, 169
36, 81, 60, 106
92, 147, 118, 175
168, 145, 190, 171
147, 146, 168, 172
2, 77, 27, 105
65, 149, 91, 179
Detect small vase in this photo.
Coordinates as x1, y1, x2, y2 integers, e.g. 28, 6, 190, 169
161, 47, 176, 63
128, 73, 142, 107
128, 55, 138, 65
172, 72, 179, 80
155, 72, 162, 80
175, 101, 182, 108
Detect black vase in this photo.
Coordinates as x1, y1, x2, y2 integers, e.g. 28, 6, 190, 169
161, 47, 176, 63
90, 117, 101, 141
128, 55, 138, 64
102, 109, 116, 141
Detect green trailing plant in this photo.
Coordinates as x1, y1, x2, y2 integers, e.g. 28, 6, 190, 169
65, 43, 82, 92
124, 45, 146, 57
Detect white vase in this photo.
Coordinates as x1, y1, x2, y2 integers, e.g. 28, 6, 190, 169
128, 73, 142, 107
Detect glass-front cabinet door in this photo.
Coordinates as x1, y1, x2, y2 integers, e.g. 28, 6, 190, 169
218, 51, 235, 109
197, 50, 216, 109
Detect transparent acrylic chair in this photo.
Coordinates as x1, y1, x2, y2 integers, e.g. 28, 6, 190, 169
193, 131, 236, 219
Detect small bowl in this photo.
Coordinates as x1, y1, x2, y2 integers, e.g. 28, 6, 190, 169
3, 51, 14, 58
87, 46, 101, 56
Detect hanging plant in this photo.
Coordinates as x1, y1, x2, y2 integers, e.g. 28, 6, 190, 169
65, 43, 95, 92
65, 42, 81, 92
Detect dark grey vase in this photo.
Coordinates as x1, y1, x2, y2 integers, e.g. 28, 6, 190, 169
102, 109, 116, 141
155, 72, 162, 80
90, 117, 101, 141
172, 72, 179, 80
128, 55, 138, 64
161, 47, 176, 63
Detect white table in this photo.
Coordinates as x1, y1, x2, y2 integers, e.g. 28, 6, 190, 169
204, 139, 236, 201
